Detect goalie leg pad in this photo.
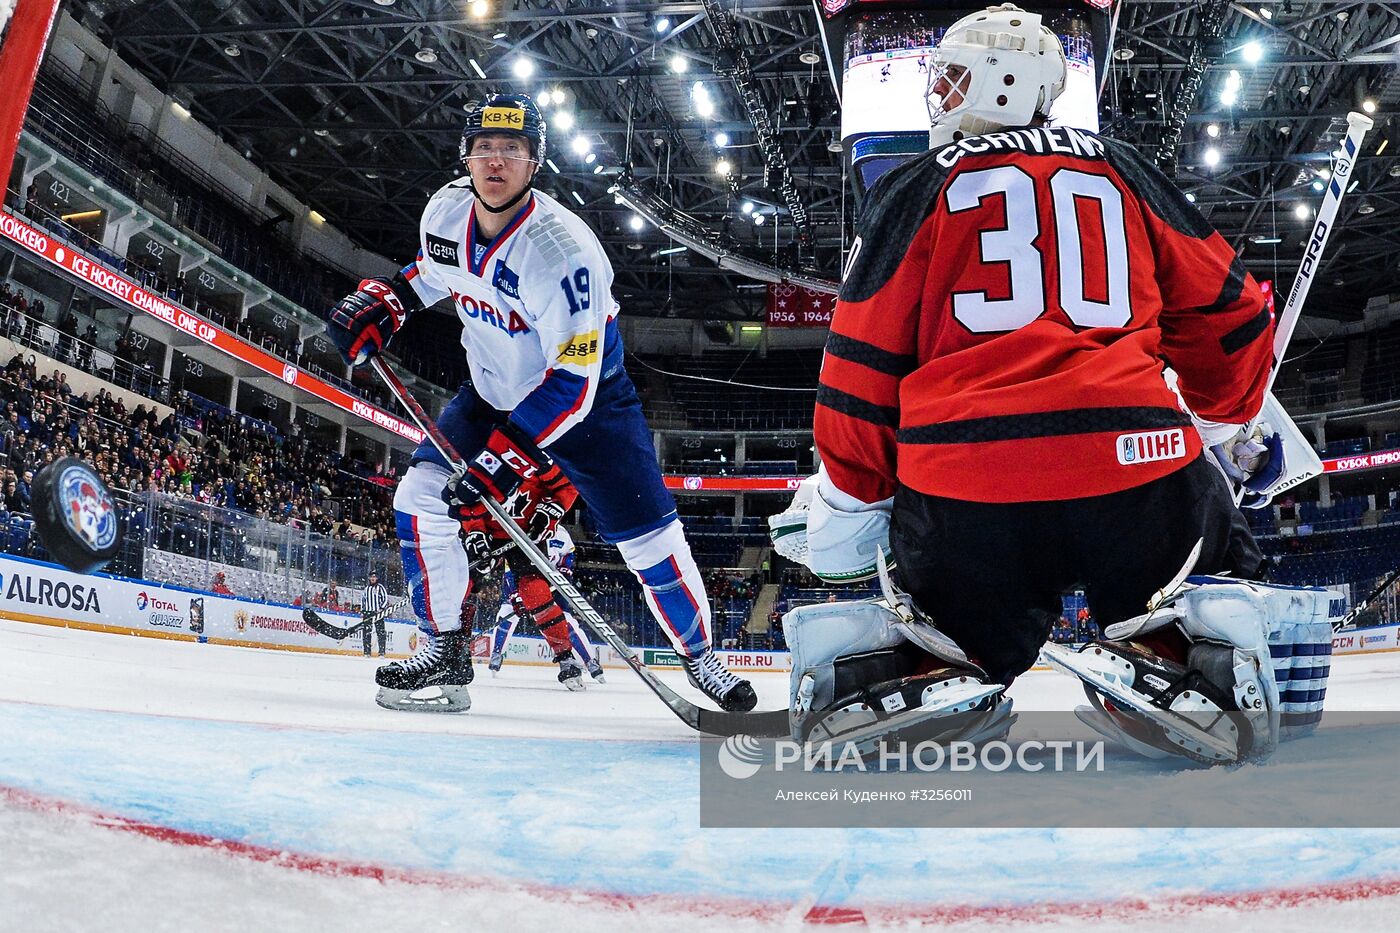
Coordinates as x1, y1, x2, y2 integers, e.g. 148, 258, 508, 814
1046, 577, 1336, 764
786, 599, 1010, 756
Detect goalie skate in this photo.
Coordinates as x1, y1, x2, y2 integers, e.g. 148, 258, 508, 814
1041, 642, 1243, 763
375, 629, 474, 714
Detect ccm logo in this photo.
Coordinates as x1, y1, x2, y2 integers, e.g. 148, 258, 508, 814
1116, 429, 1186, 466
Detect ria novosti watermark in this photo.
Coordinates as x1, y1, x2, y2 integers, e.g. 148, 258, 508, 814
698, 711, 1400, 829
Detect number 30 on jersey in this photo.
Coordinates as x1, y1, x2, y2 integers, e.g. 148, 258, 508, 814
947, 166, 1131, 333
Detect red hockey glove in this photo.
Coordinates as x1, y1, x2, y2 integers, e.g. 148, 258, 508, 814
328, 274, 419, 366
512, 466, 578, 543
442, 424, 550, 519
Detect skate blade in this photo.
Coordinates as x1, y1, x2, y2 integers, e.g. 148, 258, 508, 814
807, 682, 1009, 754
1041, 644, 1238, 761
590, 673, 606, 684
561, 677, 586, 692
375, 685, 472, 713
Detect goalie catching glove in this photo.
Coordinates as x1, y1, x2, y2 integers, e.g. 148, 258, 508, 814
768, 468, 892, 584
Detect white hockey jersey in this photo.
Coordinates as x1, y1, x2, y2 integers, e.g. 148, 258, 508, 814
401, 182, 624, 447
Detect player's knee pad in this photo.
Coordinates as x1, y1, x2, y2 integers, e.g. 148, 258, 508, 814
616, 520, 711, 656
1047, 577, 1335, 764
785, 598, 1010, 757
395, 462, 470, 632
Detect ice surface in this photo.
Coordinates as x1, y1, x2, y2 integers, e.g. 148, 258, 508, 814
1, 618, 1399, 930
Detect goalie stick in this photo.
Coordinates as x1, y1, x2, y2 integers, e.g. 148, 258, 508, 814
368, 356, 789, 738
302, 598, 408, 641
1233, 112, 1374, 505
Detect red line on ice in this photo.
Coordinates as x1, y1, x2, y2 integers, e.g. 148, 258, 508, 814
4, 783, 1400, 926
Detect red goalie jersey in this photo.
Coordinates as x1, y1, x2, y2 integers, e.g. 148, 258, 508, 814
816, 127, 1273, 505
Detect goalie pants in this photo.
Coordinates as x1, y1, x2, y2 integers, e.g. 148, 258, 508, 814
393, 370, 713, 657
889, 455, 1263, 685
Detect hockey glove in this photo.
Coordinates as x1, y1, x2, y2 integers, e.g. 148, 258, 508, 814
515, 466, 578, 543
463, 528, 506, 576
1209, 425, 1285, 510
327, 274, 419, 366
443, 424, 552, 519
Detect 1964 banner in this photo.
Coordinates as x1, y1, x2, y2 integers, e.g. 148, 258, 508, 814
767, 283, 836, 327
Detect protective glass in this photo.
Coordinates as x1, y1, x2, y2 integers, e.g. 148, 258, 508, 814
464, 140, 537, 163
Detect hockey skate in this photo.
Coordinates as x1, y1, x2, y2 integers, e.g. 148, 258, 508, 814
556, 651, 585, 691
586, 657, 606, 683
375, 629, 474, 713
684, 650, 757, 712
488, 650, 504, 675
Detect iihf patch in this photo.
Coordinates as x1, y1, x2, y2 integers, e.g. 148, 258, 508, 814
425, 233, 460, 266
493, 260, 521, 298
1116, 428, 1186, 466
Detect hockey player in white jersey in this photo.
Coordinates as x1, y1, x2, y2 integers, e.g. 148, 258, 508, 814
328, 93, 754, 714
488, 526, 606, 688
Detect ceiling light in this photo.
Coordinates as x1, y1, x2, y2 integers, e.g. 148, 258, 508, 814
571, 190, 585, 206
415, 48, 438, 64
716, 158, 732, 175
741, 201, 755, 214
545, 158, 561, 173
313, 128, 329, 137
627, 242, 644, 250
551, 87, 565, 105
671, 54, 688, 74
593, 164, 605, 174
1259, 6, 1272, 18
223, 44, 241, 57
1362, 98, 1377, 114
658, 246, 687, 256
1241, 41, 1264, 64
629, 215, 644, 231
553, 110, 574, 132
571, 135, 592, 155
1113, 47, 1135, 61
1250, 235, 1282, 245
1388, 164, 1400, 178
1294, 203, 1310, 220
365, 172, 379, 179
493, 32, 507, 40
584, 152, 596, 164
827, 137, 843, 153
373, 0, 395, 5
468, 0, 489, 17
800, 50, 822, 65
1311, 180, 1324, 191
1203, 147, 1221, 168
513, 56, 535, 79
1358, 202, 1375, 215
1206, 123, 1221, 138
1298, 84, 1310, 96
714, 131, 729, 147
655, 17, 670, 33
469, 58, 486, 79
1220, 88, 1238, 107
1185, 192, 1196, 203
753, 213, 766, 226
1378, 139, 1389, 156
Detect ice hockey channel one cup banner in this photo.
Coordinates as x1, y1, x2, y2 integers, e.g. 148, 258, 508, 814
697, 712, 1400, 828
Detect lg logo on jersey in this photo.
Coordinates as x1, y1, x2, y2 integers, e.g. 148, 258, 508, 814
453, 291, 531, 337
1116, 429, 1186, 466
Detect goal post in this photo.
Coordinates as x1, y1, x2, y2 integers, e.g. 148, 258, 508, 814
0, 0, 62, 201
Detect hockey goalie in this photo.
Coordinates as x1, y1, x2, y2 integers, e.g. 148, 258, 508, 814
769, 4, 1336, 765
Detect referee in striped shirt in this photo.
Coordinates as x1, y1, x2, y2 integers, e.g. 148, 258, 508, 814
361, 570, 390, 657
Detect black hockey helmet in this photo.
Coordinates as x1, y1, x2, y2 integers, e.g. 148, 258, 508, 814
459, 93, 547, 165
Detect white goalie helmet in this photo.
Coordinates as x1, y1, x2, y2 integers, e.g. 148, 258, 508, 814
926, 3, 1068, 148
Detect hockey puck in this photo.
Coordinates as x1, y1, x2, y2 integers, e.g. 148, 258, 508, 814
30, 457, 122, 575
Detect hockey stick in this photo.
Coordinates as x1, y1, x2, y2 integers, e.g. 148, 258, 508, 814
302, 598, 408, 640
367, 356, 788, 738
1333, 565, 1400, 633
1235, 112, 1374, 505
